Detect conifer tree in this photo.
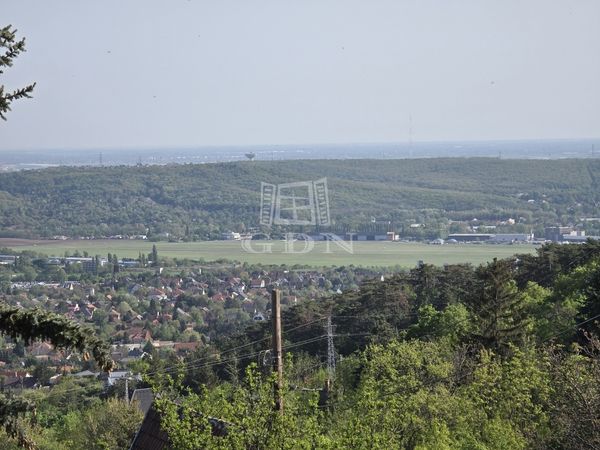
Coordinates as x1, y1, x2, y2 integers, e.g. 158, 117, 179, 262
468, 258, 529, 353
0, 25, 35, 120
0, 26, 111, 448
152, 244, 159, 267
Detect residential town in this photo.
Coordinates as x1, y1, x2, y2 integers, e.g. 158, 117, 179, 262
0, 249, 382, 396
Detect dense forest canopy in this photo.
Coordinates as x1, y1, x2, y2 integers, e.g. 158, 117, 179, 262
145, 240, 600, 449
0, 158, 598, 239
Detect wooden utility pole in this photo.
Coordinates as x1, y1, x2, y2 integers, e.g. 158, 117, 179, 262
124, 378, 129, 404
271, 289, 283, 413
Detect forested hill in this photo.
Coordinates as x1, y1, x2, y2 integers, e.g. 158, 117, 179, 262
0, 158, 598, 239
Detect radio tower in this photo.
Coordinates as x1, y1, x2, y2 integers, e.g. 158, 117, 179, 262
408, 114, 414, 158
326, 315, 336, 382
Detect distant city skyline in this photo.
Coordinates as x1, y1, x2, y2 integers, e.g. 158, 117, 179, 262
1, 1, 599, 151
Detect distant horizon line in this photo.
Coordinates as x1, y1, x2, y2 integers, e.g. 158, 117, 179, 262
1, 136, 599, 154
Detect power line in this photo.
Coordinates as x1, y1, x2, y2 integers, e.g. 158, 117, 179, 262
50, 252, 600, 398
139, 317, 327, 378
543, 312, 600, 343
49, 324, 329, 396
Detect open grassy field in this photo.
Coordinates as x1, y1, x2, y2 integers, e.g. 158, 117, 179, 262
0, 239, 538, 268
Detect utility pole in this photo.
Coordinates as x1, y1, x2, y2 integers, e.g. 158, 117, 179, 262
320, 315, 336, 409
271, 289, 283, 413
124, 378, 129, 404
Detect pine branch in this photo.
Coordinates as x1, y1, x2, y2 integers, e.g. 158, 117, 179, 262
0, 306, 114, 372
0, 25, 27, 72
0, 24, 35, 120
5, 83, 35, 101
0, 37, 27, 72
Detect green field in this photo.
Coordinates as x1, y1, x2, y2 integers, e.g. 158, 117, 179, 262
1, 239, 538, 268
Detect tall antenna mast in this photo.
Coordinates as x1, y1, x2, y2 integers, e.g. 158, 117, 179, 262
326, 315, 336, 383
408, 114, 413, 158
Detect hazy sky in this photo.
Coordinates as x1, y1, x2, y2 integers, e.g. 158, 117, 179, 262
1, 0, 599, 151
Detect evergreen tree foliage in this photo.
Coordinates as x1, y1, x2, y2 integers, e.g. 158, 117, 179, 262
0, 306, 113, 371
0, 25, 35, 120
151, 245, 158, 267
0, 306, 113, 448
467, 258, 530, 352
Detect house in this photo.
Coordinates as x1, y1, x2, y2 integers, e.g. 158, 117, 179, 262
0, 255, 16, 265
173, 342, 201, 354
49, 374, 63, 385
151, 341, 175, 349
120, 259, 140, 268
108, 309, 121, 322
130, 388, 154, 415
175, 307, 191, 319
3, 374, 37, 391
28, 342, 54, 359
63, 281, 80, 290
129, 284, 144, 295
447, 233, 494, 242
82, 304, 96, 319
221, 231, 241, 240
563, 234, 599, 243
488, 233, 533, 243
211, 293, 226, 302
241, 298, 255, 314
348, 233, 390, 241
64, 257, 101, 273
129, 406, 170, 450
107, 371, 141, 386
129, 328, 152, 344
46, 257, 63, 266
73, 370, 100, 378
129, 404, 230, 449
250, 279, 265, 289
148, 288, 168, 302
111, 351, 125, 362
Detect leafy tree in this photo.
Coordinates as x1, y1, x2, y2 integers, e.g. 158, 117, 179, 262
156, 363, 326, 450
0, 395, 35, 449
570, 258, 600, 338
0, 25, 35, 120
546, 335, 600, 448
408, 303, 473, 345
32, 362, 54, 386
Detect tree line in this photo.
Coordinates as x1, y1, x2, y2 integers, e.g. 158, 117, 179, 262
0, 159, 598, 240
